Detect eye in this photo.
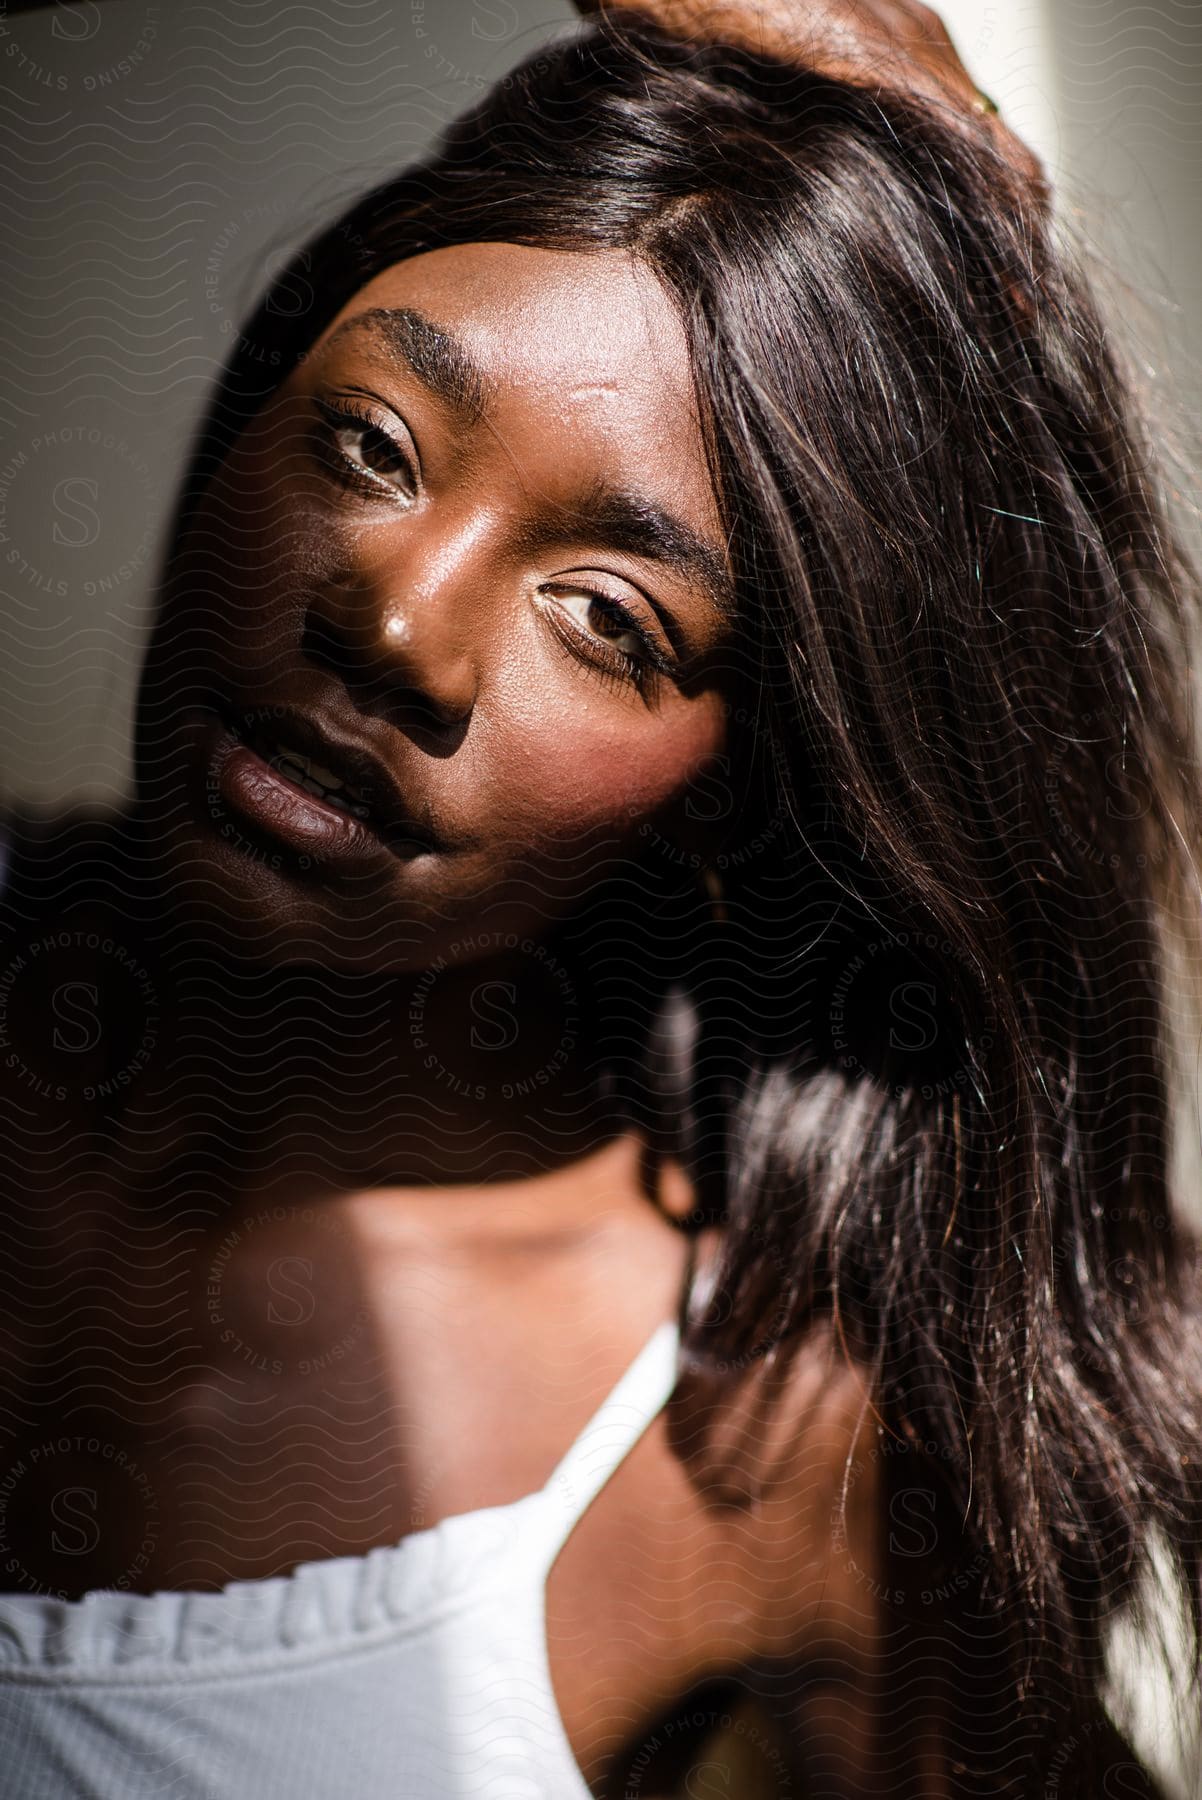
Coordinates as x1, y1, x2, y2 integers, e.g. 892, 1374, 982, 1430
313, 397, 417, 501
555, 589, 648, 659
540, 582, 676, 693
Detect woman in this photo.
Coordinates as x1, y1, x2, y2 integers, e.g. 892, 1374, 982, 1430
0, 2, 1199, 1794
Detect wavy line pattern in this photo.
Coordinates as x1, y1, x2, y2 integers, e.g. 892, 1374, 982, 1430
1, 6, 1201, 1799
0, 0, 572, 809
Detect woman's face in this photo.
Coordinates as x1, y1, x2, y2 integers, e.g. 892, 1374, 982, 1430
141, 242, 738, 970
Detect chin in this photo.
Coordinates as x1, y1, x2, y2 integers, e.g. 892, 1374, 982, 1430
133, 702, 444, 973
143, 809, 442, 974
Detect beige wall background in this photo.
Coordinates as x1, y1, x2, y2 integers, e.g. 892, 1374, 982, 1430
0, 0, 1198, 811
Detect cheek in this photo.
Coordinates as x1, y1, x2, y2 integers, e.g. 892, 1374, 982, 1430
483, 687, 729, 855
167, 414, 314, 626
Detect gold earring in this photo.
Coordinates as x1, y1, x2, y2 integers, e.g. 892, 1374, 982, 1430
702, 864, 728, 925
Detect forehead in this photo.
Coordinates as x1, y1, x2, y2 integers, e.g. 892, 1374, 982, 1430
310, 241, 714, 491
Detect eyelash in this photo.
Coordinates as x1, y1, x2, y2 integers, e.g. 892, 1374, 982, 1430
313, 396, 418, 500
312, 396, 675, 694
543, 589, 674, 696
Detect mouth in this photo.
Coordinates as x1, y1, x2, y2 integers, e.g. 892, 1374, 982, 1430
242, 720, 374, 820
209, 698, 437, 863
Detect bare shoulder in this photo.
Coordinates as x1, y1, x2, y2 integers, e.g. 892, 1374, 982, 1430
547, 1291, 885, 1794
666, 1315, 884, 1659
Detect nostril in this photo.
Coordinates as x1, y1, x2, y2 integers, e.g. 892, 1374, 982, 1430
380, 676, 472, 746
300, 608, 424, 707
299, 606, 470, 748
299, 609, 351, 681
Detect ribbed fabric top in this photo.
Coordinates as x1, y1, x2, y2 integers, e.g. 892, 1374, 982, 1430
0, 1319, 681, 1798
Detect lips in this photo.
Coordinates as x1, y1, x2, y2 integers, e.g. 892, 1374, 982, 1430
247, 729, 373, 821
209, 697, 437, 864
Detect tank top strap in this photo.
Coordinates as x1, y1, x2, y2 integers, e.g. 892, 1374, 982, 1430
528, 1317, 681, 1574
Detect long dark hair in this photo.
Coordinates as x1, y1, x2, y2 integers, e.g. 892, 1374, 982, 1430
157, 15, 1202, 1791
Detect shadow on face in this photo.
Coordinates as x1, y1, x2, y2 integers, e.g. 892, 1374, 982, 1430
137, 242, 741, 975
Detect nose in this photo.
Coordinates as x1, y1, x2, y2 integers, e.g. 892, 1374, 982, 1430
301, 543, 480, 733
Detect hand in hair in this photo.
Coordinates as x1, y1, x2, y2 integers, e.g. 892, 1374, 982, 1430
571, 0, 1046, 199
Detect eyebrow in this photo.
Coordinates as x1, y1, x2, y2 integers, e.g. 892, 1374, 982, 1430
324, 306, 492, 425
323, 304, 737, 624
527, 482, 738, 628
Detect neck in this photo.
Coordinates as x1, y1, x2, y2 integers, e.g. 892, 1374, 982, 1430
30, 805, 642, 1193
164, 954, 615, 1189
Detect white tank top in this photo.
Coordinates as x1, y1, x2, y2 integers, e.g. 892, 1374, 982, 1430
0, 1318, 682, 1799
